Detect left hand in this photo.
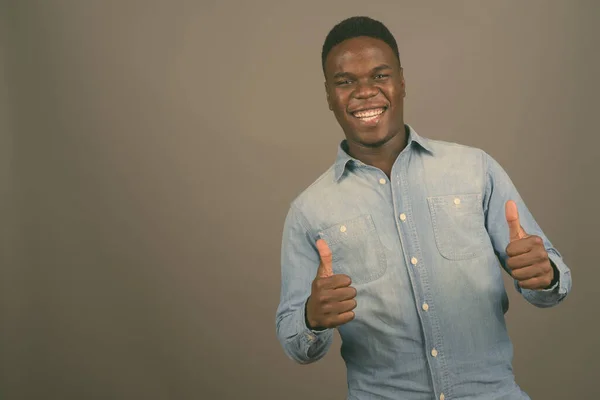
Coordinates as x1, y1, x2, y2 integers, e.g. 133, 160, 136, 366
505, 200, 555, 290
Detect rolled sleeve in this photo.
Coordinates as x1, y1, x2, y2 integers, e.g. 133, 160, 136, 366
275, 204, 334, 364
516, 249, 571, 307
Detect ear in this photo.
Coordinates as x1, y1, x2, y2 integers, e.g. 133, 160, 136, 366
324, 81, 333, 110
399, 67, 406, 97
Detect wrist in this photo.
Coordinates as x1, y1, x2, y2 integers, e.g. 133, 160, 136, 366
544, 260, 560, 289
304, 297, 325, 331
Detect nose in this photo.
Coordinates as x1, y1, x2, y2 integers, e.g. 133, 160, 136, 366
353, 80, 379, 99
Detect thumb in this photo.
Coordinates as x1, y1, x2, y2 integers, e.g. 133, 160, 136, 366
315, 239, 333, 278
505, 200, 527, 241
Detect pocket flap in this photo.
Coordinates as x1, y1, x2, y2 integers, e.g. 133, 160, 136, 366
318, 214, 387, 284
427, 193, 485, 260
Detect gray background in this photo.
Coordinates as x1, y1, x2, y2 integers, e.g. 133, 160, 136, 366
1, 1, 598, 399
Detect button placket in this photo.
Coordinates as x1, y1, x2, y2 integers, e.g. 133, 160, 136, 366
393, 157, 450, 396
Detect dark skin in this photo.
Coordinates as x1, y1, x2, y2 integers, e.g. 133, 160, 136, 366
307, 36, 406, 330
324, 36, 407, 179
305, 37, 556, 331
305, 239, 356, 330
505, 200, 558, 290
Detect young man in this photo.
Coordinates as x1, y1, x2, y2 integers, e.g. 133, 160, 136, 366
275, 16, 571, 400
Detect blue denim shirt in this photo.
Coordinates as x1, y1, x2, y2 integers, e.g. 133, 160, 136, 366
275, 125, 571, 400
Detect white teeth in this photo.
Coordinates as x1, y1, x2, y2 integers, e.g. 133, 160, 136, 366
353, 108, 385, 119
360, 115, 379, 122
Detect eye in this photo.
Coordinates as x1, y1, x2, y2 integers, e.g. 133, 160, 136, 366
374, 74, 389, 80
336, 80, 353, 86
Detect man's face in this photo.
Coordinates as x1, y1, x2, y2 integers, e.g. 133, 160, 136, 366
324, 36, 405, 148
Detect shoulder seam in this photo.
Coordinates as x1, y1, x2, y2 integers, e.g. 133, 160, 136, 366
289, 202, 316, 239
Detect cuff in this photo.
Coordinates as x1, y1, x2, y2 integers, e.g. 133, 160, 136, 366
298, 298, 333, 347
517, 250, 571, 307
540, 251, 570, 295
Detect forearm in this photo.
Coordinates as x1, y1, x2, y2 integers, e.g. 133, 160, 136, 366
276, 204, 335, 363
276, 300, 334, 364
483, 151, 572, 307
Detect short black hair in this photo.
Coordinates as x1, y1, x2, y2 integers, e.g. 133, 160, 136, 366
321, 16, 400, 74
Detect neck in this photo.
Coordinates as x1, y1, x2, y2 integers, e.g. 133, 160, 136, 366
345, 125, 409, 178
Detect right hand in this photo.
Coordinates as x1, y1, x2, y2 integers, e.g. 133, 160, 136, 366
305, 239, 357, 330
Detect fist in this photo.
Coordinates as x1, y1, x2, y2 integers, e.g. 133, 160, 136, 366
505, 200, 556, 290
305, 239, 357, 330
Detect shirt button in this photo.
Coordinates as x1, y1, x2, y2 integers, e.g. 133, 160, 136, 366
440, 394, 445, 400
422, 303, 429, 311
379, 178, 386, 184
411, 257, 418, 265
399, 213, 406, 221
454, 197, 461, 205
431, 348, 438, 357
340, 225, 347, 233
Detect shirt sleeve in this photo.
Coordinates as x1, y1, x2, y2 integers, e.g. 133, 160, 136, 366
482, 151, 572, 308
275, 204, 334, 364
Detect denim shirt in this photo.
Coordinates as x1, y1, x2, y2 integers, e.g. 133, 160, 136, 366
275, 125, 571, 400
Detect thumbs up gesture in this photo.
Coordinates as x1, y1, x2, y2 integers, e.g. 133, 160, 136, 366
505, 200, 555, 290
305, 239, 357, 330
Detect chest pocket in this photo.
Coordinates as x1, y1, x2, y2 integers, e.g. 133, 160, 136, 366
427, 193, 486, 260
319, 214, 387, 285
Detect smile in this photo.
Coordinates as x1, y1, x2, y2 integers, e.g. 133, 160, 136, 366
351, 107, 387, 124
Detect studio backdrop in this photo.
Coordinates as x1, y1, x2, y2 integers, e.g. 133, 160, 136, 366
1, 1, 598, 399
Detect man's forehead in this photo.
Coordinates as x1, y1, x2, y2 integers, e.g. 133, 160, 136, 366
326, 37, 396, 72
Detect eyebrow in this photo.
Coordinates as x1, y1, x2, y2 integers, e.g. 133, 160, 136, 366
332, 64, 393, 79
372, 64, 392, 72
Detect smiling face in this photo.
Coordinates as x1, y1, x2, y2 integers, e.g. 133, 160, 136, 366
324, 36, 406, 150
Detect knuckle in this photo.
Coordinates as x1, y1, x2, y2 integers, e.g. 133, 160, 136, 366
340, 274, 351, 286
316, 294, 328, 304
542, 263, 552, 274
512, 270, 522, 280
542, 281, 550, 289
312, 279, 322, 291
535, 247, 548, 260
531, 236, 545, 250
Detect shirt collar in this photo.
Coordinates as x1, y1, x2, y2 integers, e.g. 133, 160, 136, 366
333, 124, 434, 182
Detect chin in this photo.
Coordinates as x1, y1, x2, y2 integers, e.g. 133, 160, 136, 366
355, 129, 394, 148
360, 138, 389, 148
